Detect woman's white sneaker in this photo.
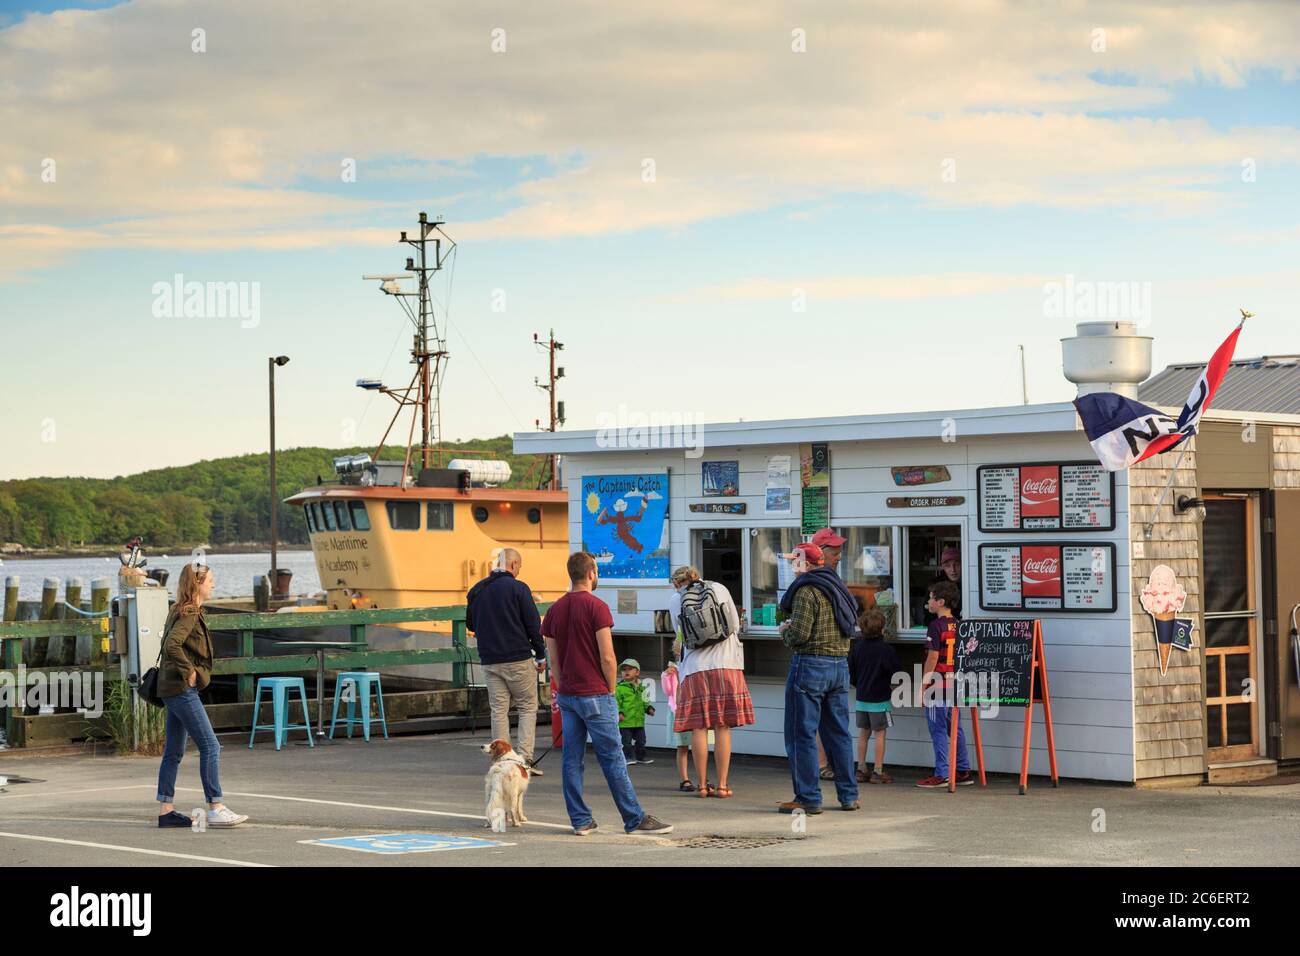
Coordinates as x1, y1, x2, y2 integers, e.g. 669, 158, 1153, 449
207, 807, 248, 828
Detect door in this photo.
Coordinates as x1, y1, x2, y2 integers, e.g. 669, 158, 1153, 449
1202, 494, 1262, 762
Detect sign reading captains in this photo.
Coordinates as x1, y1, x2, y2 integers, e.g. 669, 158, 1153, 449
580, 474, 671, 579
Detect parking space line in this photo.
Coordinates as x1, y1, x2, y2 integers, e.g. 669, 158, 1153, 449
174, 787, 573, 830
0, 831, 274, 867
0, 785, 155, 801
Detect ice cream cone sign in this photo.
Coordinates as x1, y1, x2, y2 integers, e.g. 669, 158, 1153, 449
1139, 565, 1194, 677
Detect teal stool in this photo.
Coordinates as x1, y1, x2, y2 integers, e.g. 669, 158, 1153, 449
249, 677, 314, 750
329, 671, 389, 741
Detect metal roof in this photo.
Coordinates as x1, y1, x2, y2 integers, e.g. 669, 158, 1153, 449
1138, 356, 1300, 415
514, 401, 1084, 455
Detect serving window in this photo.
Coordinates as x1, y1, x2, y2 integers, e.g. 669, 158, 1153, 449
689, 520, 964, 640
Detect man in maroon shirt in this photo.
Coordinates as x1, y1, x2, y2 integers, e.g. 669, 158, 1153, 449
542, 551, 672, 836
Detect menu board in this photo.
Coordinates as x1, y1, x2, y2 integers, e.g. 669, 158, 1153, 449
954, 618, 1037, 706
977, 462, 1114, 532
978, 542, 1116, 613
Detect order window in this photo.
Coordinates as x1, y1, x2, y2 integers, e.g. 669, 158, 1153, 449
687, 522, 962, 638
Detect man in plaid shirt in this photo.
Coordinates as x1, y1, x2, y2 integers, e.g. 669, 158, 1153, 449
777, 542, 860, 814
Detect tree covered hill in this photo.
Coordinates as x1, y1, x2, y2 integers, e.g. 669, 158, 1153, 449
0, 437, 549, 550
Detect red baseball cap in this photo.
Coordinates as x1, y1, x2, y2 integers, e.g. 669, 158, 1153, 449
941, 546, 961, 563
792, 543, 824, 564
811, 528, 846, 548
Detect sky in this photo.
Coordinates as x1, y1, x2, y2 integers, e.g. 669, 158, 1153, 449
0, 0, 1297, 481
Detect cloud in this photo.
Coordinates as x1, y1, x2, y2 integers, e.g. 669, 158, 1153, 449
1, 0, 1299, 277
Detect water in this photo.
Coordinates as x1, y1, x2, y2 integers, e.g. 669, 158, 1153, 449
0, 550, 321, 601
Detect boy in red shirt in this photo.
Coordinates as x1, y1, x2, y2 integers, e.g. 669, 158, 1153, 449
917, 580, 973, 788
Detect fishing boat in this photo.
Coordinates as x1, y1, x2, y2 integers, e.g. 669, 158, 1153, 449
285, 214, 570, 625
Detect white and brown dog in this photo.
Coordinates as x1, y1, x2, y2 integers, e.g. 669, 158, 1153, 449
481, 739, 530, 832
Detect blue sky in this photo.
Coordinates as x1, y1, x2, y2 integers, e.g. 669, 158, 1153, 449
1, 1, 1298, 479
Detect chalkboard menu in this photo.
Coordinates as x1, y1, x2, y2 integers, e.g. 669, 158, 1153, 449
977, 462, 1115, 532
978, 542, 1116, 613
954, 618, 1037, 706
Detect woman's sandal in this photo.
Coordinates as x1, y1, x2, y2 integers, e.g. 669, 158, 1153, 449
678, 780, 697, 792
855, 768, 869, 783
697, 782, 715, 797
819, 766, 835, 780
710, 786, 734, 799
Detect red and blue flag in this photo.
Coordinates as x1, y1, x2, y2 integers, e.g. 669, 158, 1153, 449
1074, 321, 1244, 471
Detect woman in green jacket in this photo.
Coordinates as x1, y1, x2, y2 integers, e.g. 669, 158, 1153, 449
155, 562, 249, 829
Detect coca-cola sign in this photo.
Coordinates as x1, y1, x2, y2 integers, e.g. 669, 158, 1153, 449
1020, 545, 1062, 599
979, 542, 1116, 612
1022, 556, 1060, 577
1021, 476, 1059, 498
978, 462, 1115, 532
1019, 465, 1061, 524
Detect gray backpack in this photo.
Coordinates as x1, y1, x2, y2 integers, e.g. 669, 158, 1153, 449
679, 581, 730, 650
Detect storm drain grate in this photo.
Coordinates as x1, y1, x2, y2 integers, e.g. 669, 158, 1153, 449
669, 834, 796, 850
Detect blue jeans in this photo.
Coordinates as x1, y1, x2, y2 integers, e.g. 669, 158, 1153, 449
156, 686, 223, 804
557, 692, 646, 831
784, 654, 859, 806
925, 704, 970, 778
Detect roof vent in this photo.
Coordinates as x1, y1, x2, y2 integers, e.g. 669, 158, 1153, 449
1061, 321, 1152, 399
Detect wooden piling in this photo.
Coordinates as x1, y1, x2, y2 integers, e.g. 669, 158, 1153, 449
2, 575, 17, 622
28, 577, 59, 668
58, 577, 82, 666
253, 575, 270, 613
90, 578, 111, 666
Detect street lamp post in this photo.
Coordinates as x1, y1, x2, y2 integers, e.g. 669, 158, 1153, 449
269, 355, 291, 599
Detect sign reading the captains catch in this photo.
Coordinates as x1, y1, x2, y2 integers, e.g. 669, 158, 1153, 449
580, 474, 670, 579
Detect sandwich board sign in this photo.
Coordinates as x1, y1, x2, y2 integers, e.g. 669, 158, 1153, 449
951, 618, 1060, 795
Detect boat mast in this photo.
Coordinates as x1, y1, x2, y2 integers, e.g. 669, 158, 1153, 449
365, 212, 455, 477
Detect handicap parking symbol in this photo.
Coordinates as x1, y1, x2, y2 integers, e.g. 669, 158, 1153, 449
301, 832, 514, 855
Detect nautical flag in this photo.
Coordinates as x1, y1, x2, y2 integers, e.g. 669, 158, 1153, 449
1074, 321, 1244, 471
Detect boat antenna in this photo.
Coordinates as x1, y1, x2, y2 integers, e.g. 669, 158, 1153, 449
533, 329, 565, 490
361, 212, 456, 478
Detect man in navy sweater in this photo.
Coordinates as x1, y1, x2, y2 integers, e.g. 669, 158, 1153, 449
466, 548, 546, 773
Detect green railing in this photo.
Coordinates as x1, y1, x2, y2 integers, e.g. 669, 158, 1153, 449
0, 602, 552, 745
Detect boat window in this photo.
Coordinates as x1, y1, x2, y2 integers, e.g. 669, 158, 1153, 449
427, 501, 454, 531
321, 500, 337, 531
386, 501, 421, 531
333, 501, 351, 531
310, 501, 323, 531
349, 501, 371, 531
527, 507, 542, 524
303, 505, 315, 534
473, 506, 489, 523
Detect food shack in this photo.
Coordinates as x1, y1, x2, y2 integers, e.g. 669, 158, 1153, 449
515, 329, 1300, 786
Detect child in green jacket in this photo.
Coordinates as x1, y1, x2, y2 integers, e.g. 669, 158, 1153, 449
616, 659, 655, 765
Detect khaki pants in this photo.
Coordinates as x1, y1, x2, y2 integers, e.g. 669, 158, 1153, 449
482, 659, 539, 762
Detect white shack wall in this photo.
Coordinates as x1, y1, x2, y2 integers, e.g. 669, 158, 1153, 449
559, 430, 1136, 782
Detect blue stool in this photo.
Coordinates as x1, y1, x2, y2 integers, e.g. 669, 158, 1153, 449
329, 671, 389, 741
248, 677, 314, 750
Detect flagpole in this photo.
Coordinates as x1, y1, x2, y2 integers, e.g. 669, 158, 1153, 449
1140, 309, 1250, 539
1142, 444, 1190, 540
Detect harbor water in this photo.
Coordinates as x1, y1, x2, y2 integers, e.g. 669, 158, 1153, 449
0, 550, 321, 601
